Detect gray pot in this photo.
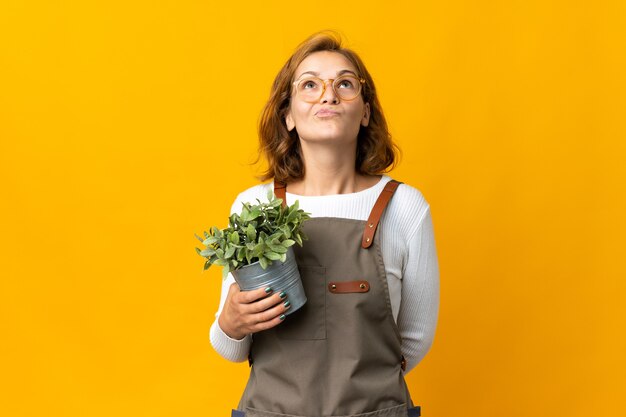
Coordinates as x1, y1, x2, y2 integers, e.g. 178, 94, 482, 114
231, 246, 306, 315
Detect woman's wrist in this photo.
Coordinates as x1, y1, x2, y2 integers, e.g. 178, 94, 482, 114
218, 314, 246, 340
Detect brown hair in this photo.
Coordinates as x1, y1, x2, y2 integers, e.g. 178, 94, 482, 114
256, 30, 400, 184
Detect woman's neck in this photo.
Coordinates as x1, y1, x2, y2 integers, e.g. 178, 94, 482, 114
287, 144, 380, 196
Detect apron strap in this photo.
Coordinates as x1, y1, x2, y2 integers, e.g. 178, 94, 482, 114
273, 180, 287, 208
274, 178, 402, 249
361, 179, 402, 249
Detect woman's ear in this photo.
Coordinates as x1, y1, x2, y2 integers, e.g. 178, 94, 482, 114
361, 102, 371, 127
285, 111, 295, 131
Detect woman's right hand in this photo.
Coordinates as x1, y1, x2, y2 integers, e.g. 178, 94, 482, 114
218, 283, 290, 340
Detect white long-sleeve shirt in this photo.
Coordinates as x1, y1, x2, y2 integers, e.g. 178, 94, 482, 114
209, 175, 440, 373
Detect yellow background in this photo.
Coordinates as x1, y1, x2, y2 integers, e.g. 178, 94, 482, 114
1, 1, 625, 416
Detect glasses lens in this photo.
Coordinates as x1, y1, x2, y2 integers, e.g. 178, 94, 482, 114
296, 77, 324, 102
333, 75, 361, 100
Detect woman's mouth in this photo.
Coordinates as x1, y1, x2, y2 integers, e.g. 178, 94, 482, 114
315, 110, 339, 118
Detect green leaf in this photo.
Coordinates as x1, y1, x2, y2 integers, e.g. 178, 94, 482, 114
252, 242, 264, 257
294, 233, 303, 246
224, 245, 236, 258
229, 232, 240, 244
269, 232, 281, 242
194, 233, 204, 243
259, 257, 269, 269
246, 224, 256, 241
203, 260, 211, 270
280, 253, 287, 263
265, 251, 282, 261
214, 258, 229, 267
202, 236, 219, 246
240, 206, 249, 222
200, 248, 216, 257
281, 239, 295, 247
249, 208, 262, 220
216, 248, 225, 258
268, 244, 287, 254
279, 225, 291, 238
286, 208, 298, 223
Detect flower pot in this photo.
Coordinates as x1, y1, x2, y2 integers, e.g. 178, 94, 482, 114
231, 246, 307, 315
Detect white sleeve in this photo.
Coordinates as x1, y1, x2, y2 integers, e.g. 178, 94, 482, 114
209, 273, 252, 362
208, 195, 252, 363
397, 207, 440, 373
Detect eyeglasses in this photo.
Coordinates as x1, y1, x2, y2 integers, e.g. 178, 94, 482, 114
292, 74, 366, 103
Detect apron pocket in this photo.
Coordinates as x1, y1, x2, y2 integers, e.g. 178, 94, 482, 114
276, 265, 326, 340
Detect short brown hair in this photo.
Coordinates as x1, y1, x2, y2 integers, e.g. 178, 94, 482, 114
257, 30, 400, 184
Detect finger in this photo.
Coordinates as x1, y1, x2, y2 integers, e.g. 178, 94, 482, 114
252, 312, 288, 333
245, 291, 288, 314
251, 297, 291, 322
237, 286, 275, 304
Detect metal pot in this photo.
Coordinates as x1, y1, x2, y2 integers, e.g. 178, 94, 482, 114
231, 246, 306, 315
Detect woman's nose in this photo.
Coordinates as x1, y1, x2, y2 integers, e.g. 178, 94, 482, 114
320, 80, 339, 103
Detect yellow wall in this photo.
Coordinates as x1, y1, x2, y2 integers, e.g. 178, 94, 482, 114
1, 1, 625, 416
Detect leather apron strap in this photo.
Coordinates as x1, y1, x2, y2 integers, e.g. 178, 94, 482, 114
274, 180, 287, 208
361, 179, 402, 248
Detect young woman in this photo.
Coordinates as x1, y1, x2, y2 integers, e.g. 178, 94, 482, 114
210, 32, 440, 417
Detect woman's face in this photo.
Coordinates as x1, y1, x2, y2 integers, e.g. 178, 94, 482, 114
285, 51, 370, 147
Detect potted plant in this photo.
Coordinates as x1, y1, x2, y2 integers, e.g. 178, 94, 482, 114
196, 191, 311, 315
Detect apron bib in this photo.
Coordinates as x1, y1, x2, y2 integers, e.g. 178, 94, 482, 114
234, 180, 421, 417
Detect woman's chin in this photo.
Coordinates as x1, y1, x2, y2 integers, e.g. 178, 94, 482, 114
298, 128, 360, 145
300, 135, 357, 146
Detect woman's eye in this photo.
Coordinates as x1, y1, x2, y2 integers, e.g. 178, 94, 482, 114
338, 79, 354, 89
303, 80, 319, 89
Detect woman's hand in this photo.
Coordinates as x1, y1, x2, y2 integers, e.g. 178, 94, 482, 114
218, 283, 290, 340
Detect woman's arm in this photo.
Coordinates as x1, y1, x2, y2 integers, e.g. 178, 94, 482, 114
397, 207, 440, 373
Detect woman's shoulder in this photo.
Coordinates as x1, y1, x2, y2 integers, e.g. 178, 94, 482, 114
384, 176, 431, 234
393, 179, 429, 209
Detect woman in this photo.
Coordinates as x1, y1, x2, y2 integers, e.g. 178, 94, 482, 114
210, 31, 440, 417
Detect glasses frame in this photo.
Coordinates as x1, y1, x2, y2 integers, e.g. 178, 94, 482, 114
292, 75, 366, 103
